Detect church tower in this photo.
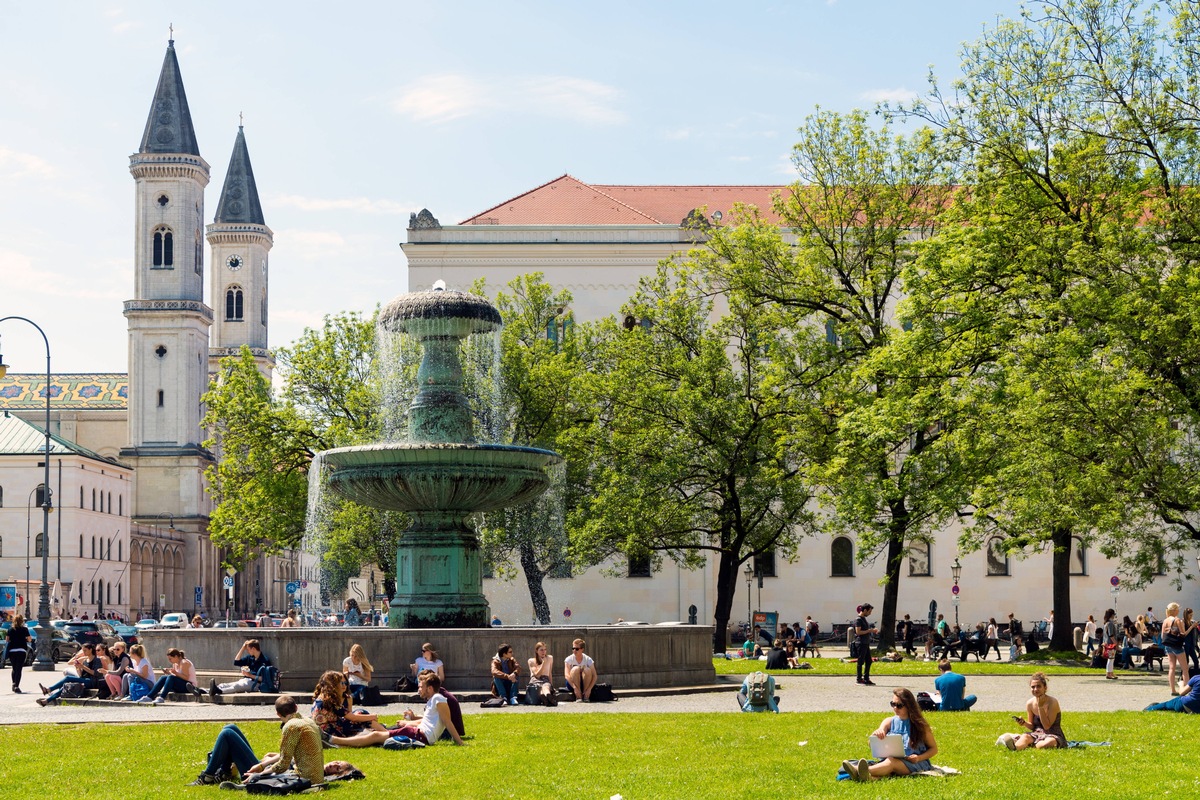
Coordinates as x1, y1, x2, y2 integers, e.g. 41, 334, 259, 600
207, 126, 274, 380
122, 38, 213, 526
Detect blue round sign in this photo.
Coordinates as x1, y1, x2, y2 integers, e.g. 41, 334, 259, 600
286, 581, 299, 594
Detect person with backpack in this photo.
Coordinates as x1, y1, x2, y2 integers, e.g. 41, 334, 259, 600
209, 639, 274, 697
738, 670, 779, 712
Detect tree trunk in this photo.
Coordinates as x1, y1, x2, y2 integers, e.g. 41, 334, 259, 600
519, 542, 551, 624
1049, 525, 1074, 651
877, 534, 904, 652
712, 549, 739, 652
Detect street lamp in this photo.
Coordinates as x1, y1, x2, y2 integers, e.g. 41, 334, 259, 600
25, 486, 40, 619
744, 561, 754, 644
951, 557, 962, 628
0, 316, 55, 671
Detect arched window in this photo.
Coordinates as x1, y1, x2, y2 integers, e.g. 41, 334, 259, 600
99, 491, 104, 513
108, 492, 112, 514
78, 534, 83, 557
35, 484, 46, 508
1070, 536, 1087, 576
0, 485, 4, 507
35, 533, 44, 558
0, 538, 3, 557
986, 536, 1009, 576
627, 553, 652, 578
908, 540, 931, 577
80, 486, 84, 508
118, 495, 122, 516
225, 286, 244, 321
753, 550, 777, 578
91, 537, 95, 559
152, 227, 174, 267
118, 583, 122, 604
831, 537, 854, 577
118, 540, 122, 561
92, 488, 96, 511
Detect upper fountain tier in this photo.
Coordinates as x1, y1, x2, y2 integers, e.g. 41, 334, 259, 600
379, 286, 502, 339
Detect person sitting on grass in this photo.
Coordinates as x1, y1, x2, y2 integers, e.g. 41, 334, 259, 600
326, 671, 464, 748
996, 672, 1066, 750
187, 694, 341, 787
1144, 672, 1200, 713
563, 638, 597, 702
210, 639, 271, 697
311, 670, 386, 737
842, 688, 937, 781
933, 659, 976, 711
737, 670, 779, 713
765, 639, 789, 670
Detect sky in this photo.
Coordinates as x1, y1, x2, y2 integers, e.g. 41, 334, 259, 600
0, 0, 1025, 373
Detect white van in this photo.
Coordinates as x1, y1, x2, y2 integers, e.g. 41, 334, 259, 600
159, 612, 189, 628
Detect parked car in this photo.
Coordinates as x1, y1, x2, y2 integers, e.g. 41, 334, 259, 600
1, 625, 81, 665
135, 618, 159, 631
159, 612, 189, 628
111, 623, 140, 646
61, 621, 121, 649
211, 620, 250, 628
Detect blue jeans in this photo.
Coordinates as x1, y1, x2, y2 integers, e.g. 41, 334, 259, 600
205, 724, 260, 777
938, 694, 977, 711
493, 677, 518, 703
1144, 696, 1200, 713
148, 674, 191, 699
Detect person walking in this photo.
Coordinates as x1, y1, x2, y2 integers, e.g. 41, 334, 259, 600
854, 603, 878, 686
1084, 614, 1097, 656
5, 613, 30, 693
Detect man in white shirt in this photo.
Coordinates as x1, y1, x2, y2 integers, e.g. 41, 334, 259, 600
563, 638, 597, 701
328, 671, 463, 747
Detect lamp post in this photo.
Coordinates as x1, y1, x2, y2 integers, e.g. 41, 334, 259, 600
0, 316, 55, 671
951, 557, 962, 628
743, 561, 754, 643
25, 486, 40, 619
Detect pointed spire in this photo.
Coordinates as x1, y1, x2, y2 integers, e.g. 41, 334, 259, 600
214, 126, 265, 225
138, 39, 201, 156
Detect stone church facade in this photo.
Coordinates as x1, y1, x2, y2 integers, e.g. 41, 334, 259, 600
0, 40, 299, 622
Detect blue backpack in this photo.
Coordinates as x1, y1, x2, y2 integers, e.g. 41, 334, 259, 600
256, 665, 281, 693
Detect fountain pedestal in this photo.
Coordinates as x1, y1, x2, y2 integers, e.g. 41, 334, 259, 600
389, 515, 487, 627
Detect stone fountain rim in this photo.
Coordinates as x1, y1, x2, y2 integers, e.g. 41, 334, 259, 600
320, 441, 563, 465
379, 289, 502, 331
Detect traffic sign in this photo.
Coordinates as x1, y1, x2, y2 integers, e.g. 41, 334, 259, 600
563, 607, 572, 618
286, 581, 299, 594
1110, 575, 1120, 587
194, 586, 203, 606
951, 584, 960, 596
223, 576, 235, 589
300, 580, 308, 589
293, 599, 302, 608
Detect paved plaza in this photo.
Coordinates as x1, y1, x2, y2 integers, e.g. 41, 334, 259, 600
0, 666, 1180, 725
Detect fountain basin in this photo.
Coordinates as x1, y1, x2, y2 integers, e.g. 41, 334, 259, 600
323, 442, 562, 514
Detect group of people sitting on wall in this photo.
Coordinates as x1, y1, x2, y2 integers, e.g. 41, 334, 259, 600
34, 639, 205, 705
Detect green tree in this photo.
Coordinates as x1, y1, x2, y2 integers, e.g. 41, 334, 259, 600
471, 274, 585, 623
565, 261, 814, 651
706, 109, 963, 652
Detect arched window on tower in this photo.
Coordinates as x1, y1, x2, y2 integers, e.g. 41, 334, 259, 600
226, 287, 244, 321
36, 533, 44, 558
152, 227, 175, 268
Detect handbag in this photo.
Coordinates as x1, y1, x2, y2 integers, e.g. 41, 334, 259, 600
128, 679, 152, 701
244, 773, 311, 795
1101, 641, 1118, 659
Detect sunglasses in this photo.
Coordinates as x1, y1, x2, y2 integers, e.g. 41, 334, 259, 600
573, 647, 582, 651
889, 701, 904, 708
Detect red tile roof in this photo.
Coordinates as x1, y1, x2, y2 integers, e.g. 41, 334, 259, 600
462, 174, 789, 226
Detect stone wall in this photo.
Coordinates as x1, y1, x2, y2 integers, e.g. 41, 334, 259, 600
141, 624, 716, 693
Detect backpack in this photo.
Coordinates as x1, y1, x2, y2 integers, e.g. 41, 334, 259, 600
915, 691, 937, 712
480, 696, 507, 708
360, 685, 385, 706
244, 774, 311, 795
61, 682, 89, 699
747, 671, 770, 706
590, 683, 616, 702
256, 665, 281, 693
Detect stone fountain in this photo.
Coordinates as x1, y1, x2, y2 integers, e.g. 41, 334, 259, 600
319, 284, 561, 627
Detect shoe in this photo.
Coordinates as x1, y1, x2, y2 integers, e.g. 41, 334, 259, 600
996, 733, 1017, 750
218, 781, 246, 791
39, 684, 48, 696
841, 759, 859, 777
854, 760, 874, 781
137, 695, 153, 703
12, 687, 20, 694
210, 679, 223, 697
509, 696, 518, 706
188, 773, 221, 787
855, 678, 865, 684
36, 697, 48, 707
153, 696, 166, 704
862, 680, 876, 686
319, 729, 338, 749
192, 684, 205, 698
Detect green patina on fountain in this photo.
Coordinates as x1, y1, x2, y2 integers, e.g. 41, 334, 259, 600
320, 285, 561, 627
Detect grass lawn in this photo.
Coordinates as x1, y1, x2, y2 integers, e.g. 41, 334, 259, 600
714, 655, 1104, 677
4, 711, 1197, 798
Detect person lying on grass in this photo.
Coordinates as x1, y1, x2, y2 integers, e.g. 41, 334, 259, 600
996, 671, 1066, 751
326, 670, 464, 748
188, 694, 327, 787
1144, 673, 1200, 713
842, 687, 938, 781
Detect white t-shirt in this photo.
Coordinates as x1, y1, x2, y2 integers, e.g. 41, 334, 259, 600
414, 656, 443, 675
1085, 619, 1096, 639
343, 657, 368, 686
418, 693, 447, 743
133, 656, 154, 680
563, 652, 594, 671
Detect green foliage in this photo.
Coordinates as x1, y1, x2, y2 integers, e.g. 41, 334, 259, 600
566, 260, 814, 647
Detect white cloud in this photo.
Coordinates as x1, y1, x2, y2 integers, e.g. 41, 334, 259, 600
0, 146, 58, 180
0, 248, 124, 300
390, 73, 625, 125
271, 194, 412, 215
859, 87, 918, 105
774, 153, 797, 177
